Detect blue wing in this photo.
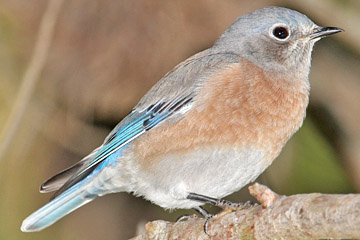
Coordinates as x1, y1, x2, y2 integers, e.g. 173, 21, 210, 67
21, 95, 193, 232
50, 94, 193, 199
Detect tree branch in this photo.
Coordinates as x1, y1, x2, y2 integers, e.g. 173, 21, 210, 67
131, 183, 360, 240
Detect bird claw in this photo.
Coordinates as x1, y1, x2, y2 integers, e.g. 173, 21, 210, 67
203, 201, 256, 236
216, 199, 255, 210
176, 214, 197, 222
176, 210, 215, 236
203, 215, 214, 237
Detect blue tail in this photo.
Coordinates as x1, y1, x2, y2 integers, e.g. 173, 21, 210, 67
21, 180, 95, 232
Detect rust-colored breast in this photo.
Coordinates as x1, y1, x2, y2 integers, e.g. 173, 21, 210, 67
131, 58, 309, 168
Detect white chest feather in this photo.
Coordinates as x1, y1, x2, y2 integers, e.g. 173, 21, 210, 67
108, 145, 268, 209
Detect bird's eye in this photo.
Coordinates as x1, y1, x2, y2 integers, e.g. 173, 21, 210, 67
272, 26, 289, 40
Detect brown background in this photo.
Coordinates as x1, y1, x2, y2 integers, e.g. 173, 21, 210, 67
0, 0, 359, 239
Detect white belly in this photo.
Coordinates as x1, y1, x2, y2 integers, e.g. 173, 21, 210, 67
126, 145, 268, 209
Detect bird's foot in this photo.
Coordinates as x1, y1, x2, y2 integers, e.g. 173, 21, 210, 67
187, 192, 254, 210
187, 192, 256, 236
215, 199, 254, 211
193, 206, 214, 236
175, 213, 197, 222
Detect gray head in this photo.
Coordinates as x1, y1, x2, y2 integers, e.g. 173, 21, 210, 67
213, 7, 343, 76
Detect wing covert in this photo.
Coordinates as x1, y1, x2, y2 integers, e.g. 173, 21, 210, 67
51, 94, 194, 199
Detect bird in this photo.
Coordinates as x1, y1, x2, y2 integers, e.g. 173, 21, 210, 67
21, 6, 343, 232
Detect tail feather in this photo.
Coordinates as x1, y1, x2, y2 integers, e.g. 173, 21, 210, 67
21, 181, 95, 232
40, 146, 101, 194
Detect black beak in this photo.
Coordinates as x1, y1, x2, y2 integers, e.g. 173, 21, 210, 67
310, 27, 344, 40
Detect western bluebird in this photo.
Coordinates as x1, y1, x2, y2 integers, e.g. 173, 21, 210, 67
21, 6, 343, 232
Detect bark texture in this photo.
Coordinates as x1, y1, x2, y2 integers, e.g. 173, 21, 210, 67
132, 183, 360, 240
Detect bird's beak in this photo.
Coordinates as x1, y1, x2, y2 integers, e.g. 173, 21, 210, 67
310, 27, 344, 40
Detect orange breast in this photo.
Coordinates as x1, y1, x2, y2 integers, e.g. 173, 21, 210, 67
131, 58, 309, 169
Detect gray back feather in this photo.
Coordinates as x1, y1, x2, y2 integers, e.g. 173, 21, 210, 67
135, 49, 241, 111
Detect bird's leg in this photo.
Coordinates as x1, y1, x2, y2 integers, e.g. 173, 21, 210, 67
193, 206, 213, 236
193, 205, 213, 218
187, 193, 253, 236
176, 198, 214, 223
176, 205, 213, 223
187, 192, 252, 209
175, 214, 192, 222
175, 206, 213, 236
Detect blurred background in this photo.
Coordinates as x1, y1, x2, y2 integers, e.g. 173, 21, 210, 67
0, 0, 359, 239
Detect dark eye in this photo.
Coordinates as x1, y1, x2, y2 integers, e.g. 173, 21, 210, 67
272, 27, 289, 40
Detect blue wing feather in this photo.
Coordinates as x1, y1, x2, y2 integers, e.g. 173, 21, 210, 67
51, 96, 192, 198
